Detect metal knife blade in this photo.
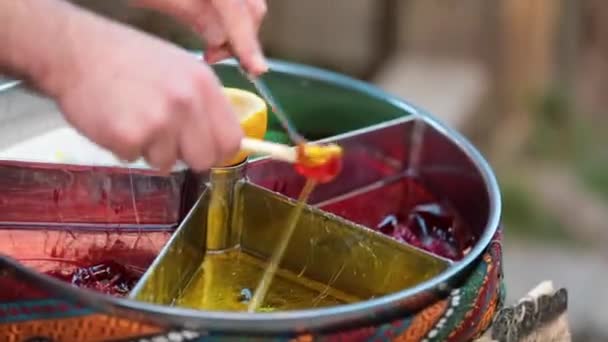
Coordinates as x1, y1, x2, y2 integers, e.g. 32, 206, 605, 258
237, 66, 306, 144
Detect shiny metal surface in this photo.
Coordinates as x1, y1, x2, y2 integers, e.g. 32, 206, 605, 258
129, 189, 210, 304
0, 77, 20, 92
131, 182, 449, 305
238, 183, 450, 298
0, 55, 409, 228
212, 58, 409, 138
206, 162, 247, 251
0, 57, 501, 335
249, 116, 495, 242
237, 66, 305, 144
0, 78, 199, 228
0, 161, 190, 229
247, 116, 416, 204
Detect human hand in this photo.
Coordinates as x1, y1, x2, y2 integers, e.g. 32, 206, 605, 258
132, 0, 268, 76
49, 14, 243, 174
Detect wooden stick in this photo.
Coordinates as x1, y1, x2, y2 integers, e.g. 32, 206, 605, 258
240, 137, 298, 163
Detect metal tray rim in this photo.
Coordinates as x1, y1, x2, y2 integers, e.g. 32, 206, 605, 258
0, 57, 501, 335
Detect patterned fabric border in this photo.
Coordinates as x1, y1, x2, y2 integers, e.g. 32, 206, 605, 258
0, 231, 504, 342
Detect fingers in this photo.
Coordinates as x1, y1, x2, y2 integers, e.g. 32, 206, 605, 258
144, 130, 178, 174
202, 0, 266, 66
204, 44, 232, 64
176, 67, 242, 171
131, 0, 227, 46
211, 0, 268, 76
178, 114, 216, 172
245, 0, 267, 32
133, 0, 268, 75
191, 3, 227, 47
197, 69, 243, 165
203, 87, 243, 166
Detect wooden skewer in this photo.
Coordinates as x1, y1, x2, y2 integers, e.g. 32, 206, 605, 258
240, 137, 298, 163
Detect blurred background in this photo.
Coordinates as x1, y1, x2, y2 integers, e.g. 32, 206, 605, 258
71, 0, 608, 339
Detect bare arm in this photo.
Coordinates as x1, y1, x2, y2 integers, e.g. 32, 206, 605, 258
0, 0, 78, 95
0, 0, 245, 173
0, 0, 268, 92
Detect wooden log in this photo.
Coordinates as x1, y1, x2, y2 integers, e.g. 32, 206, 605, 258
475, 281, 570, 342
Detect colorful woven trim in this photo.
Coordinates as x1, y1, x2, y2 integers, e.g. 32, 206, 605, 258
0, 231, 504, 342
295, 230, 505, 342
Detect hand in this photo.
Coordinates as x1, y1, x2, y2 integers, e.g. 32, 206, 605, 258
50, 14, 243, 174
132, 0, 268, 76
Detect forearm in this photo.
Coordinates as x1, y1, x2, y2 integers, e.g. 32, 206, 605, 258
0, 0, 84, 96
